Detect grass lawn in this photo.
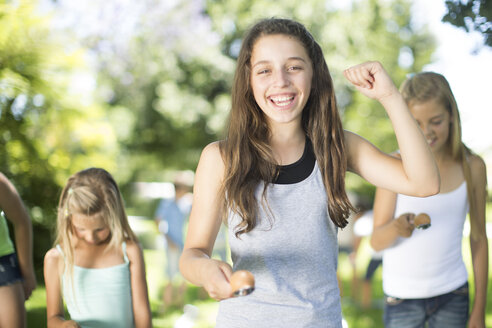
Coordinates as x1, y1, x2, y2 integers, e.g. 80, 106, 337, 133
26, 206, 492, 327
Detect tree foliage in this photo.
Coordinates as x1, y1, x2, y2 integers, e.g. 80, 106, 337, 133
48, 0, 434, 192
1, 0, 436, 274
442, 0, 492, 47
49, 0, 235, 183
0, 0, 120, 274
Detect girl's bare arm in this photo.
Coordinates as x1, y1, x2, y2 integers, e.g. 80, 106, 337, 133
468, 155, 488, 328
179, 142, 233, 300
0, 173, 36, 299
44, 249, 79, 328
370, 187, 415, 251
344, 62, 440, 196
127, 241, 152, 328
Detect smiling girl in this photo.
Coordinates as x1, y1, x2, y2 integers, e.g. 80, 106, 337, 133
371, 72, 488, 328
179, 18, 440, 327
44, 168, 151, 328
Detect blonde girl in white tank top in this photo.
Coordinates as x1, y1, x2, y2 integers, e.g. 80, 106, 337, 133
371, 72, 488, 328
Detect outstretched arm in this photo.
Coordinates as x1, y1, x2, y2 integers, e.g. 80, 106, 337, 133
179, 142, 233, 301
343, 61, 440, 196
0, 173, 36, 300
468, 156, 488, 328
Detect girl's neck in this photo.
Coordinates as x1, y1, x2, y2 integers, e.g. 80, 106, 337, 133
432, 147, 453, 168
73, 237, 111, 251
268, 118, 304, 142
269, 125, 305, 165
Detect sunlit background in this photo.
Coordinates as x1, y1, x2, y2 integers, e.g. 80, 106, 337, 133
1, 0, 491, 327
413, 0, 492, 155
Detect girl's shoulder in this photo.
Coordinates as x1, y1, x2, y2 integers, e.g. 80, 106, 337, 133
343, 130, 358, 143
0, 172, 9, 190
468, 153, 486, 183
199, 141, 225, 171
343, 130, 362, 157
44, 247, 63, 269
124, 239, 144, 260
469, 153, 486, 169
45, 246, 62, 258
203, 141, 223, 157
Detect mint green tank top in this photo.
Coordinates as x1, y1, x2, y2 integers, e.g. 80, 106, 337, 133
0, 211, 15, 257
57, 243, 135, 328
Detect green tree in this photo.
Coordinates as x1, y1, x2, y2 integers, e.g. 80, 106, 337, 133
49, 0, 435, 202
49, 1, 235, 185
0, 0, 120, 275
0, 0, 438, 283
442, 0, 492, 47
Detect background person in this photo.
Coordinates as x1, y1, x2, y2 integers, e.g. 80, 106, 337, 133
352, 209, 383, 309
154, 172, 193, 309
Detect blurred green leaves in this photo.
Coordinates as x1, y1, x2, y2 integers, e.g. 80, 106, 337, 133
0, 0, 119, 251
1, 0, 436, 273
443, 0, 492, 47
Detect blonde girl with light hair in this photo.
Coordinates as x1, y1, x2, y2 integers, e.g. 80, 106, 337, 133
371, 72, 488, 328
179, 18, 440, 327
44, 168, 151, 328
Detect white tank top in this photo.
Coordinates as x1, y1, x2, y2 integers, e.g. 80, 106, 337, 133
382, 181, 469, 298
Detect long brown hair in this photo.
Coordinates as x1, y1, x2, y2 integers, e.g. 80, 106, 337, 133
220, 18, 354, 236
55, 168, 137, 279
400, 72, 477, 220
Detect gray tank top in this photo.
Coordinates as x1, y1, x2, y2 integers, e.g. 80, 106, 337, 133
216, 162, 342, 328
